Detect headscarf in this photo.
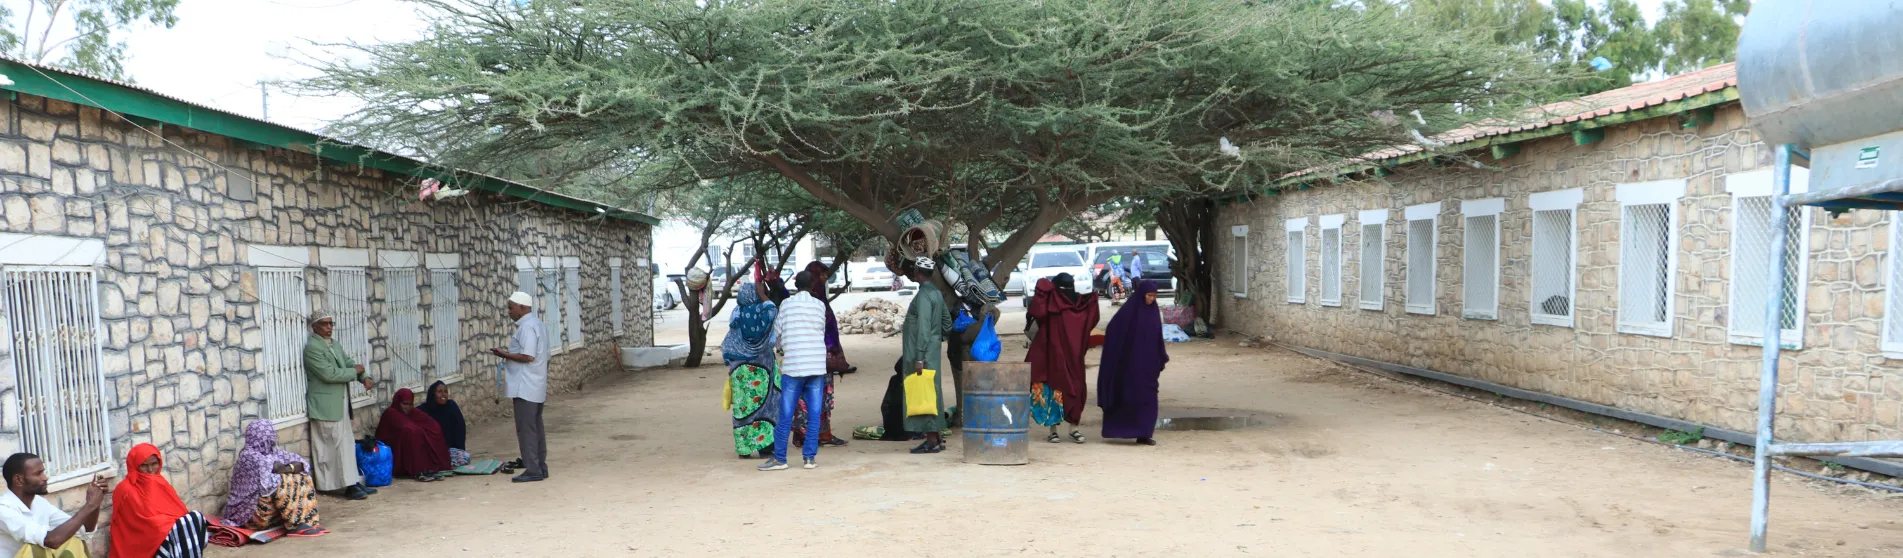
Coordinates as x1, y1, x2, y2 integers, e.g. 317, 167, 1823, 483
417, 380, 467, 450
225, 419, 310, 526
765, 275, 791, 305
111, 443, 189, 558
1052, 272, 1080, 304
1098, 280, 1170, 408
722, 283, 779, 367
376, 388, 453, 477
803, 262, 843, 352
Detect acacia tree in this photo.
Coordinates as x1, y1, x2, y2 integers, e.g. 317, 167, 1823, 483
307, 0, 1550, 288
1, 0, 181, 80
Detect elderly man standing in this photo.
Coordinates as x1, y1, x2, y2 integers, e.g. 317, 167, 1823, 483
304, 314, 375, 501
490, 292, 550, 483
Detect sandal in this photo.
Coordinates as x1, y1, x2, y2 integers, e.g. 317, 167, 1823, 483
414, 474, 439, 483
503, 458, 524, 469
909, 442, 945, 454
1069, 430, 1086, 444
1047, 432, 1062, 444
820, 438, 849, 447
286, 526, 327, 538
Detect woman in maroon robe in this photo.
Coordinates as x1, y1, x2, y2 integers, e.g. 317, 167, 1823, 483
376, 388, 453, 479
1027, 273, 1100, 443
1098, 280, 1168, 445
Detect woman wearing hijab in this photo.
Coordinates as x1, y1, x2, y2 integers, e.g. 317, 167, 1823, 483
111, 444, 207, 558
723, 282, 782, 458
791, 261, 849, 448
224, 420, 322, 537
1027, 273, 1100, 444
1098, 280, 1169, 445
417, 381, 471, 467
375, 388, 454, 480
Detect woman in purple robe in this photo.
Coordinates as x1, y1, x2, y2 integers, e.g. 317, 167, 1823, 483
1097, 280, 1168, 445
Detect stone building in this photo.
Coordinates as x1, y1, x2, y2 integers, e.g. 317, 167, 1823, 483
1215, 63, 1903, 450
0, 58, 656, 540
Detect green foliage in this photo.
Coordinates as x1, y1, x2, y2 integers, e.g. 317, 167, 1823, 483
0, 0, 181, 80
1658, 426, 1705, 445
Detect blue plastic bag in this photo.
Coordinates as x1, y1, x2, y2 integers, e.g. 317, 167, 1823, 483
952, 307, 975, 333
971, 316, 1001, 361
1162, 324, 1191, 343
357, 441, 392, 487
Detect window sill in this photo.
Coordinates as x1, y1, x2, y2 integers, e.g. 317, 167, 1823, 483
1287, 298, 1305, 305
439, 375, 465, 385
1730, 335, 1804, 351
1531, 315, 1574, 328
1231, 292, 1248, 299
1462, 311, 1497, 321
271, 415, 309, 430
1618, 323, 1674, 338
1405, 306, 1435, 316
47, 462, 115, 493
1321, 300, 1341, 308
1359, 303, 1383, 311
351, 396, 375, 409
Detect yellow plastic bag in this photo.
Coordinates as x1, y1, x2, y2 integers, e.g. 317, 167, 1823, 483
904, 368, 939, 417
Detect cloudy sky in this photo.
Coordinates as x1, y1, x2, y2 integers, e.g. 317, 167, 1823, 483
111, 0, 1672, 134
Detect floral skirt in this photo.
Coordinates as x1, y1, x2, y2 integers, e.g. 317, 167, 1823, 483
729, 363, 781, 456
448, 448, 471, 468
792, 374, 836, 443
244, 473, 319, 530
1030, 382, 1066, 427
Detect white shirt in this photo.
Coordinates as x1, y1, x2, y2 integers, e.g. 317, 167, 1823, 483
0, 489, 86, 557
505, 313, 551, 403
774, 292, 830, 377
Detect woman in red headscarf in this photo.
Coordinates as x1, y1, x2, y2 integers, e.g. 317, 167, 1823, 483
1027, 273, 1100, 444
111, 443, 208, 558
376, 388, 454, 480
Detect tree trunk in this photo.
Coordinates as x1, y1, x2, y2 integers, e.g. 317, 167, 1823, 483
679, 279, 710, 368
1157, 195, 1216, 325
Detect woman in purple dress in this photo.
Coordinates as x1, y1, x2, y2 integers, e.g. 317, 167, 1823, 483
1097, 280, 1168, 445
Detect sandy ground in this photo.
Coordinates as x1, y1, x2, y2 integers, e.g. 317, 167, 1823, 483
211, 293, 1903, 557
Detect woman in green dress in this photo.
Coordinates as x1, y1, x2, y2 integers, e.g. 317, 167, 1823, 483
723, 282, 781, 457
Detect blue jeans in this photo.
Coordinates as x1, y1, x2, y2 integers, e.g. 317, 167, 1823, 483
774, 374, 826, 461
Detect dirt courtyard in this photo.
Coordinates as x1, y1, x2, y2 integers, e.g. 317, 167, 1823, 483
212, 299, 1903, 557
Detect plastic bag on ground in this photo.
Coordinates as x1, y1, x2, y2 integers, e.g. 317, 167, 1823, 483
1162, 324, 1192, 343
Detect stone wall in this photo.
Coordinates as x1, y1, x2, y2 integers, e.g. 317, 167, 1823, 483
0, 93, 654, 542
1215, 102, 1899, 446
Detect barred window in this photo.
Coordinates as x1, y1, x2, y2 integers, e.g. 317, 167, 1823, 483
563, 258, 585, 350
1285, 218, 1307, 304
540, 264, 563, 355
1358, 209, 1388, 311
258, 268, 309, 423
1886, 216, 1903, 357
610, 259, 625, 337
1319, 215, 1344, 307
5, 268, 112, 482
326, 267, 374, 406
1230, 226, 1250, 297
1460, 199, 1503, 320
1728, 169, 1810, 348
1404, 203, 1441, 315
1616, 180, 1687, 337
386, 266, 424, 392
430, 267, 462, 383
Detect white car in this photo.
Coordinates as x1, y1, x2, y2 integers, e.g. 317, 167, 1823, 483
853, 264, 913, 291
1018, 248, 1094, 295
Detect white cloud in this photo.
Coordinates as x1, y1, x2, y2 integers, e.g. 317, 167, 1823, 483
119, 0, 429, 133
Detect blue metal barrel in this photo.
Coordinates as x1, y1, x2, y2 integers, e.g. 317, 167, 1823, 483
961, 361, 1031, 465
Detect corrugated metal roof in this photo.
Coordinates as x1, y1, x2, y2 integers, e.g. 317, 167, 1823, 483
1285, 63, 1739, 182
0, 56, 658, 224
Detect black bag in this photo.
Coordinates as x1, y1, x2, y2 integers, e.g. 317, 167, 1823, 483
879, 359, 914, 441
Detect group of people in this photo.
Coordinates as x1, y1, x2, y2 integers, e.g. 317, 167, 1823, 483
1099, 249, 1147, 305
707, 262, 856, 471
0, 290, 557, 557
1028, 273, 1168, 445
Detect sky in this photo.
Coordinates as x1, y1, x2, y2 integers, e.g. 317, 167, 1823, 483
103, 0, 1670, 135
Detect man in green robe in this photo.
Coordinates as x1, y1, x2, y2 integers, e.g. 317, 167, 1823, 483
304, 314, 375, 500
901, 257, 955, 454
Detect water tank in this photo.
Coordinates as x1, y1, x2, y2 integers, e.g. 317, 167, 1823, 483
1738, 0, 1903, 149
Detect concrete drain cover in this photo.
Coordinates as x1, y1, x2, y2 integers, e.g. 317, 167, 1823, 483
1154, 414, 1265, 431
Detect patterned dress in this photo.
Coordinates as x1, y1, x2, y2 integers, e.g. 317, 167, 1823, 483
729, 363, 782, 456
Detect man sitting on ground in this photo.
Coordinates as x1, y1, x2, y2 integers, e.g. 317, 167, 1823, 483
0, 453, 107, 557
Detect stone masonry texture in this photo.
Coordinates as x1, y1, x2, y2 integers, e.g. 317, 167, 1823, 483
0, 93, 654, 549
1215, 102, 1901, 448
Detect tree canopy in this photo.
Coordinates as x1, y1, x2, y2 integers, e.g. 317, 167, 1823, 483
1, 0, 181, 80
307, 0, 1554, 283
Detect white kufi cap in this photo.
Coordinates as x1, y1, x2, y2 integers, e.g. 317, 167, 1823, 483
508, 291, 534, 307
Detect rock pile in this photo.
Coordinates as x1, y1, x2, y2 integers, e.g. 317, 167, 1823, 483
840, 298, 905, 335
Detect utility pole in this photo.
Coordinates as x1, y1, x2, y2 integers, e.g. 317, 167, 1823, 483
259, 81, 270, 121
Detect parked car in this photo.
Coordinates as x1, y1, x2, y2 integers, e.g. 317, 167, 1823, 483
652, 263, 679, 310
1001, 261, 1030, 295
1086, 241, 1177, 292
1020, 246, 1093, 295
853, 264, 910, 291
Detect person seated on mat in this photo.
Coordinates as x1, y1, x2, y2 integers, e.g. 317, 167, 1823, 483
417, 381, 471, 468
377, 388, 454, 481
111, 444, 208, 558
0, 453, 106, 557
225, 420, 324, 538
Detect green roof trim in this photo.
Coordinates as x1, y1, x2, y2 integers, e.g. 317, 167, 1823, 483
1228, 86, 1741, 199
0, 59, 658, 226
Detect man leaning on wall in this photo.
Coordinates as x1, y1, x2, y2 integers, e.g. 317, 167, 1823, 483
304, 314, 377, 501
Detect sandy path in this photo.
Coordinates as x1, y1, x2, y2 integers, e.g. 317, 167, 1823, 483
212, 300, 1903, 557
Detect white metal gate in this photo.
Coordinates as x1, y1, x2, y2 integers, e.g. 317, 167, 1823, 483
327, 268, 374, 405
430, 269, 461, 383
4, 268, 111, 482
259, 269, 309, 422
387, 268, 424, 392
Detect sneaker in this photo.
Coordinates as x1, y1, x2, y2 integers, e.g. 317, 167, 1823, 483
803, 458, 818, 469
343, 485, 369, 500
758, 459, 789, 472
355, 482, 378, 496
510, 473, 547, 483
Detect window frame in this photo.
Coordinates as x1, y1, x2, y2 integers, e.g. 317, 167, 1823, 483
380, 250, 426, 393
319, 247, 377, 408
1230, 225, 1250, 298
1615, 179, 1688, 338
426, 253, 463, 384
1285, 218, 1307, 304
1319, 214, 1345, 307
247, 244, 313, 427
610, 257, 626, 337
1885, 216, 1903, 359
562, 257, 585, 351
1726, 168, 1812, 349
1529, 189, 1584, 328
1404, 202, 1442, 316
1460, 199, 1504, 320
0, 234, 113, 487
1357, 209, 1389, 311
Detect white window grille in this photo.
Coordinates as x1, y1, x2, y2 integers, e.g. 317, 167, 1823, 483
4, 268, 111, 483
428, 254, 462, 383
1529, 189, 1582, 327
1358, 209, 1388, 311
1404, 203, 1441, 315
326, 268, 374, 406
1886, 216, 1903, 358
1616, 180, 1687, 338
563, 257, 584, 350
258, 268, 310, 424
539, 259, 563, 354
1319, 215, 1344, 307
1460, 199, 1503, 320
610, 258, 626, 337
514, 256, 536, 298
1285, 218, 1307, 304
1230, 225, 1250, 297
1728, 169, 1811, 349
385, 267, 424, 392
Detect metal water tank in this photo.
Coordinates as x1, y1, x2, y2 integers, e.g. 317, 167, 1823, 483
1738, 0, 1903, 200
